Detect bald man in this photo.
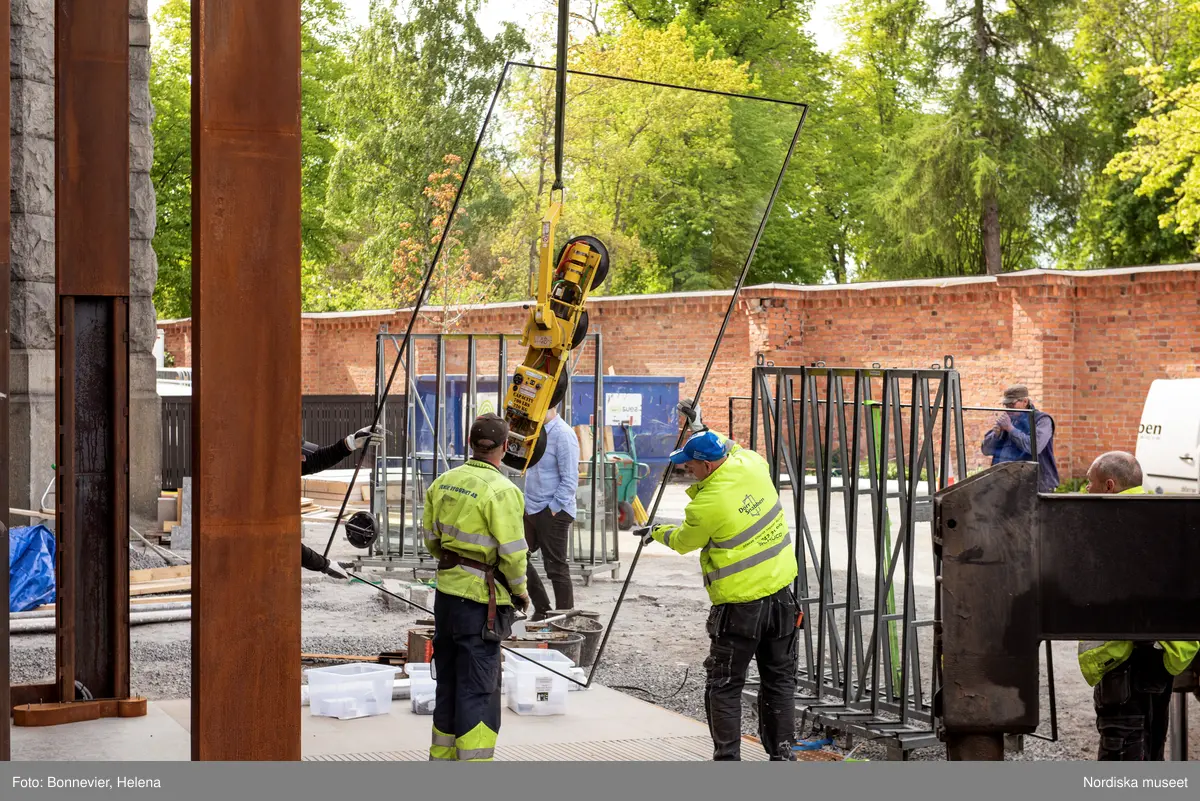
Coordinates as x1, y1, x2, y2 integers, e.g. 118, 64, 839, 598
1079, 451, 1199, 761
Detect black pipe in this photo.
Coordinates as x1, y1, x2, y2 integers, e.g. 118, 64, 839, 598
552, 0, 569, 192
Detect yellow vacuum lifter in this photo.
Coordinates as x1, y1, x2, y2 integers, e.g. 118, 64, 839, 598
501, 198, 608, 473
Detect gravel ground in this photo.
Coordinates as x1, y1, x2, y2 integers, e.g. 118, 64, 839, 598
12, 499, 1198, 762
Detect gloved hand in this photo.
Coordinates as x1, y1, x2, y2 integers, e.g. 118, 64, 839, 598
677, 400, 705, 433
323, 561, 351, 581
345, 424, 384, 451
513, 592, 530, 613
633, 526, 655, 546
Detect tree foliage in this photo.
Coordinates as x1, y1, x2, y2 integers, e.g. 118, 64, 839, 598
150, 0, 352, 318
148, 0, 1200, 320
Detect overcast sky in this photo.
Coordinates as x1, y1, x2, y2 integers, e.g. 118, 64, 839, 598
149, 0, 848, 53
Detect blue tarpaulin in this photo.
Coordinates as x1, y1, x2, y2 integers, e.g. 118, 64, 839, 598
9, 524, 56, 612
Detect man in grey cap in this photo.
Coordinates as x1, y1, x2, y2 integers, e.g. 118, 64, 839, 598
981, 384, 1060, 492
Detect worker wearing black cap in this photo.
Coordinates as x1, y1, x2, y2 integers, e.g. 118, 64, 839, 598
424, 413, 529, 761
300, 425, 382, 578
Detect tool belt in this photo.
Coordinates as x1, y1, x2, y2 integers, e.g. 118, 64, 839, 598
438, 550, 518, 643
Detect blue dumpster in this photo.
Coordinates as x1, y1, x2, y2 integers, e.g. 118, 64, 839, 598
412, 374, 685, 508
565, 375, 685, 509
413, 375, 502, 458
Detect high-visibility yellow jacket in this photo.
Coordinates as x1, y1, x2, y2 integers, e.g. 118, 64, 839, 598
422, 459, 528, 606
651, 432, 797, 605
1077, 485, 1200, 687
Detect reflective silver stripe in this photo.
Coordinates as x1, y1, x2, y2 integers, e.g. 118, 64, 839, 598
704, 532, 793, 587
459, 565, 488, 580
456, 747, 494, 760
661, 528, 672, 548
508, 575, 528, 590
706, 501, 784, 550
432, 732, 456, 747
497, 537, 528, 555
438, 523, 499, 550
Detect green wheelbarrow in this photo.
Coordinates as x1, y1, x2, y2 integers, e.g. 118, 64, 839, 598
607, 422, 651, 531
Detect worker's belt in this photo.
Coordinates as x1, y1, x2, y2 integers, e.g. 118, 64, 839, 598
437, 551, 518, 643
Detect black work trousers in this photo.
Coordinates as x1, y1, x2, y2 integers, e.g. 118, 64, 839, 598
431, 593, 502, 761
523, 507, 574, 615
704, 586, 799, 761
1094, 645, 1174, 761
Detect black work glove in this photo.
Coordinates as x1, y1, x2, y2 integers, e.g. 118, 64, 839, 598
323, 561, 350, 580
633, 526, 655, 546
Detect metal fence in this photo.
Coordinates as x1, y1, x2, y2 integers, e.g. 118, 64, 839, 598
160, 395, 406, 490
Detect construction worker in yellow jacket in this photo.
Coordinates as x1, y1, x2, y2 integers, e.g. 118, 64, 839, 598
422, 413, 530, 762
635, 423, 800, 761
1078, 451, 1199, 761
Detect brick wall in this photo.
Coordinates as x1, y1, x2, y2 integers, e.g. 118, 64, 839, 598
159, 264, 1200, 479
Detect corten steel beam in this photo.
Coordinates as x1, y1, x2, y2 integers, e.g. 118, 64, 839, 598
935, 461, 1200, 759
54, 0, 131, 704
0, 0, 11, 763
191, 0, 303, 760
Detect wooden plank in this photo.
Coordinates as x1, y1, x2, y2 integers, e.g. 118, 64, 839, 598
130, 565, 191, 584
131, 594, 190, 606
129, 579, 191, 597
29, 594, 191, 613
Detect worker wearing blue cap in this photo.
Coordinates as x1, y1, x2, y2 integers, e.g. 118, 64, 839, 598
634, 425, 800, 761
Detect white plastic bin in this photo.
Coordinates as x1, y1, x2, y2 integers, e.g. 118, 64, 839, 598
505, 649, 572, 716
306, 663, 402, 720
407, 662, 437, 715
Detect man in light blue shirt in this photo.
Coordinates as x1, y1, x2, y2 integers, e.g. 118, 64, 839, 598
522, 407, 580, 619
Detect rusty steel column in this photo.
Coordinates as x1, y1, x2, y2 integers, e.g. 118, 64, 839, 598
0, 0, 11, 763
191, 0, 303, 760
54, 0, 131, 704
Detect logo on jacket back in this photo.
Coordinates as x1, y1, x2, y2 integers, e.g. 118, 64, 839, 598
739, 494, 765, 517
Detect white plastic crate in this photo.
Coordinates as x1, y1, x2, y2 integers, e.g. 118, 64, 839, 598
407, 662, 436, 715
505, 649, 572, 716
306, 663, 402, 720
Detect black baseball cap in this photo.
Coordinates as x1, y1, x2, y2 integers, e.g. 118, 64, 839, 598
469, 413, 509, 450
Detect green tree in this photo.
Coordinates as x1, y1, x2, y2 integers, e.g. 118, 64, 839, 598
1107, 60, 1200, 254
621, 1, 835, 285
326, 0, 527, 304
1065, 0, 1200, 267
150, 0, 353, 317
859, 0, 1087, 278
149, 0, 191, 319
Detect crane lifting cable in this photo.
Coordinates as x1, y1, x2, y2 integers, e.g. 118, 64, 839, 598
500, 0, 609, 474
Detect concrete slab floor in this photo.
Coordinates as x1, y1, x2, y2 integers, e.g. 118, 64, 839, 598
10, 686, 746, 762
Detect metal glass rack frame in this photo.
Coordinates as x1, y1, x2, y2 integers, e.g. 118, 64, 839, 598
357, 330, 620, 585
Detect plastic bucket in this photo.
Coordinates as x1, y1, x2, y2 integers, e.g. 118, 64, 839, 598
551, 617, 604, 667
544, 632, 584, 666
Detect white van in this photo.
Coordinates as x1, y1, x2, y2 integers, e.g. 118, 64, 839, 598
1135, 378, 1200, 495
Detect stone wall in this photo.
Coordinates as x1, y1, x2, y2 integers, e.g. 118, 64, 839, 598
8, 0, 160, 526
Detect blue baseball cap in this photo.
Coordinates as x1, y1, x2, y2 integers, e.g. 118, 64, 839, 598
669, 430, 727, 465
